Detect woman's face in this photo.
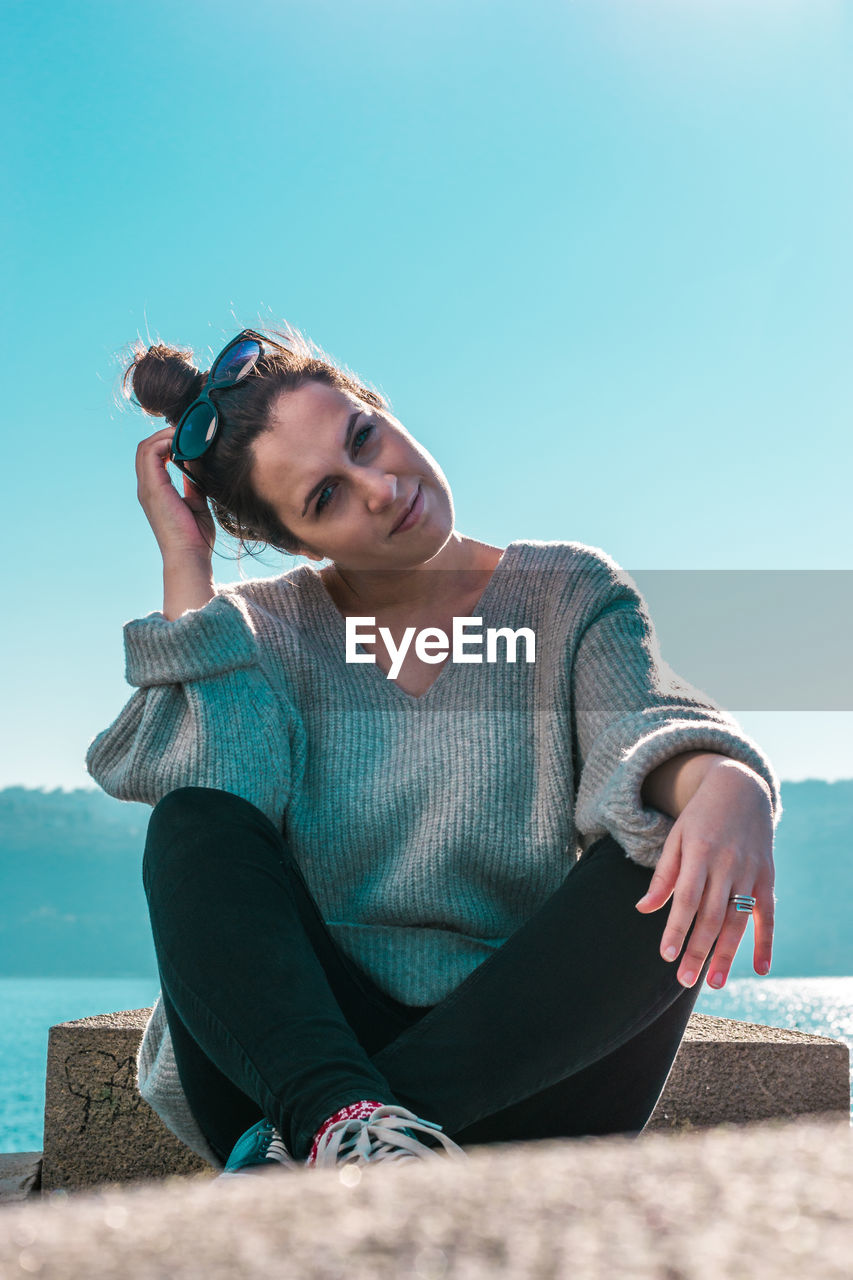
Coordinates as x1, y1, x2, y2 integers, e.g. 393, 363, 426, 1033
250, 380, 455, 570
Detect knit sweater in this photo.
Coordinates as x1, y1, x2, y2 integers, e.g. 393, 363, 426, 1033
85, 538, 782, 1167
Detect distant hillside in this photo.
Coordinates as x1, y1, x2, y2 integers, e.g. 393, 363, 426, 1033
0, 788, 156, 979
0, 781, 851, 979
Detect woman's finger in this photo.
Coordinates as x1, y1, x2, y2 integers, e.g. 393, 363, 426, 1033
659, 858, 709, 977
181, 474, 216, 540
752, 876, 776, 975
703, 889, 753, 987
703, 864, 774, 985
135, 426, 175, 453
182, 471, 208, 509
673, 886, 730, 986
635, 828, 681, 914
135, 428, 177, 487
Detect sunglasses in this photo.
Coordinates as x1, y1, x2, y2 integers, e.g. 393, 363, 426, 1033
170, 330, 264, 484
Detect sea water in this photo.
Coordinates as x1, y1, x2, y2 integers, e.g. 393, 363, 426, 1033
1, 978, 160, 1153
1, 975, 851, 1152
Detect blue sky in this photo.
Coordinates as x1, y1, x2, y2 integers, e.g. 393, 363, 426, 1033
2, 0, 851, 789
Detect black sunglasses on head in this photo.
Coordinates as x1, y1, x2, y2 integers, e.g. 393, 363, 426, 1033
169, 330, 264, 484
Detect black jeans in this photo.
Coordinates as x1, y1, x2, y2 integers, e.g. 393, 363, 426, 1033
142, 786, 714, 1165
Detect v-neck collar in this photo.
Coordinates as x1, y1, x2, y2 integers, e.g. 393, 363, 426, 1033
299, 540, 528, 706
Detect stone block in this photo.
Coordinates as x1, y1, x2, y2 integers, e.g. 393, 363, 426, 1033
39, 1007, 850, 1193
41, 1009, 209, 1194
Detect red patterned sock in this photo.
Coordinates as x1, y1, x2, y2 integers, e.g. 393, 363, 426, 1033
307, 1099, 386, 1166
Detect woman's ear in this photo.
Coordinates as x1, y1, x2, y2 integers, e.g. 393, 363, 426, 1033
297, 547, 325, 563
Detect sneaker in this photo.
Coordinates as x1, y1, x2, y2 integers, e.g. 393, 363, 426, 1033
309, 1103, 467, 1169
216, 1118, 301, 1179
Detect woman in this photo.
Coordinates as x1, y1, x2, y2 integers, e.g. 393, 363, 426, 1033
86, 324, 780, 1176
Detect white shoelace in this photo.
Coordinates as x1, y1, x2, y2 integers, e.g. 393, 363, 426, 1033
311, 1104, 467, 1167
265, 1128, 296, 1164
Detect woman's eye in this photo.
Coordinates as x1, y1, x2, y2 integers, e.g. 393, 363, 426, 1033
354, 424, 373, 452
315, 424, 374, 513
315, 485, 334, 513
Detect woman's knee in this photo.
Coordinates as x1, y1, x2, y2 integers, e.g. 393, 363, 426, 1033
144, 786, 288, 883
151, 785, 280, 835
143, 787, 263, 891
148, 785, 231, 841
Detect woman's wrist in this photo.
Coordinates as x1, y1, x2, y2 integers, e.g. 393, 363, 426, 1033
162, 555, 215, 621
641, 751, 761, 820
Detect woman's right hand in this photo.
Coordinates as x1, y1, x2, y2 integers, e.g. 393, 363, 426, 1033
135, 426, 216, 564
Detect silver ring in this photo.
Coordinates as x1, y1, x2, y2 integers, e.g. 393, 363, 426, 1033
728, 894, 756, 914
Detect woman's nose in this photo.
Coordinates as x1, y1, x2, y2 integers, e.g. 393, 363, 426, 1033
358, 471, 398, 511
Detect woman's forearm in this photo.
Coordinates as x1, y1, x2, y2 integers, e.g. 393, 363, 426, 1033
641, 751, 768, 820
162, 556, 216, 622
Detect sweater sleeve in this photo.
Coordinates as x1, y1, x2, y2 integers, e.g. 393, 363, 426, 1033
84, 591, 294, 830
569, 571, 782, 870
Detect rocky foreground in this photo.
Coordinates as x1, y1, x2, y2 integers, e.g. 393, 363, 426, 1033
0, 1113, 850, 1278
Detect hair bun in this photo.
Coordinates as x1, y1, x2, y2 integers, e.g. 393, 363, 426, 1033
123, 342, 207, 427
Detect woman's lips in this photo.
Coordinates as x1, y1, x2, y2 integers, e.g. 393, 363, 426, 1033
391, 484, 423, 534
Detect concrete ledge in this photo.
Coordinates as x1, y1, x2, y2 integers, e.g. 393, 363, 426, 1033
40, 1007, 850, 1193
0, 1153, 41, 1203
646, 1014, 850, 1132
2, 1115, 851, 1278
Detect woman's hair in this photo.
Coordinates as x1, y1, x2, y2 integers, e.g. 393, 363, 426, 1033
121, 323, 389, 557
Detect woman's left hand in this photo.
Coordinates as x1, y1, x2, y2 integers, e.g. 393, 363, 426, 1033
634, 759, 776, 988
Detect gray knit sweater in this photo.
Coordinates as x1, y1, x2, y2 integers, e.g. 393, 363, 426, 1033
85, 539, 782, 1167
